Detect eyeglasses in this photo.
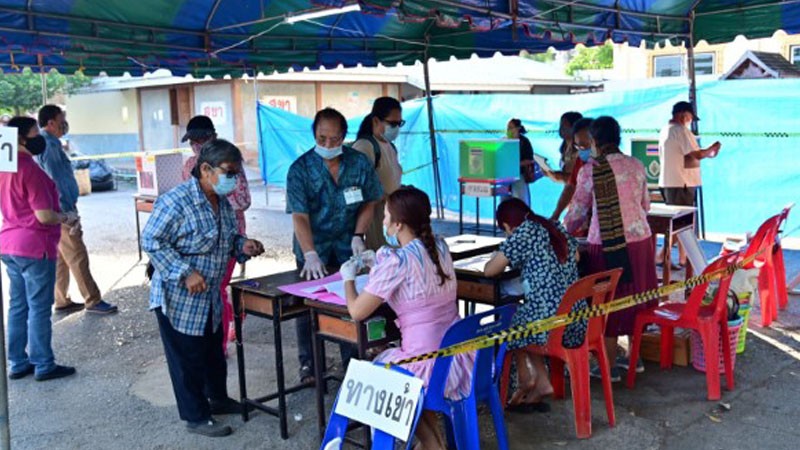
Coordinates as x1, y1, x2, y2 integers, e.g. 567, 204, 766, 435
385, 119, 406, 128
213, 166, 239, 179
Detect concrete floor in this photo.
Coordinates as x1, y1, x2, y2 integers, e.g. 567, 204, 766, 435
2, 182, 799, 449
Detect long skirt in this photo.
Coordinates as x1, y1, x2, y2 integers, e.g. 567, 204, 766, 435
587, 237, 658, 337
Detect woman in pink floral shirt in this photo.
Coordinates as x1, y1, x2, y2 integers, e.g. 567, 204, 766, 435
181, 115, 251, 352
564, 116, 657, 381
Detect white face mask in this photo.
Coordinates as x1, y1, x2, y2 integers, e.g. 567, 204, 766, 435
383, 124, 400, 142
314, 144, 343, 160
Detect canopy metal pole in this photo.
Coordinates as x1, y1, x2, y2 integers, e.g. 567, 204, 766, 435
0, 267, 11, 450
422, 54, 444, 219
252, 70, 268, 207
687, 10, 705, 239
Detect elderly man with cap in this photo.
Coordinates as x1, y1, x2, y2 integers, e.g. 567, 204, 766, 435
657, 101, 721, 268
181, 115, 251, 353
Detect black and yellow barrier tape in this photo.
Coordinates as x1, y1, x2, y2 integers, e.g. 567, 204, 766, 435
387, 247, 764, 368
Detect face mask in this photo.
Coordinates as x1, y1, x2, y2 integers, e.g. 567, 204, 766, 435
61, 121, 70, 136
26, 135, 47, 155
383, 124, 400, 142
212, 172, 237, 196
383, 224, 400, 247
578, 149, 591, 162
191, 142, 203, 156
314, 144, 343, 160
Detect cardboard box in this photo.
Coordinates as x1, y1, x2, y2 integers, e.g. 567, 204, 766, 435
459, 139, 519, 180
135, 152, 183, 196
639, 328, 691, 366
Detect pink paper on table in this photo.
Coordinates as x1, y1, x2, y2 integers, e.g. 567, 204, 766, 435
277, 273, 347, 306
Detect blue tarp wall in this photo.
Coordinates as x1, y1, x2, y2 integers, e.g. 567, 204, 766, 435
258, 78, 800, 235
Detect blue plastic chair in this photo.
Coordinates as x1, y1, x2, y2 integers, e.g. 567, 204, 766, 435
319, 363, 425, 450
424, 304, 517, 450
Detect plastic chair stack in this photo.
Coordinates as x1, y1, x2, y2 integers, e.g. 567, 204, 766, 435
499, 269, 623, 439
319, 363, 425, 450
425, 304, 517, 450
627, 251, 741, 401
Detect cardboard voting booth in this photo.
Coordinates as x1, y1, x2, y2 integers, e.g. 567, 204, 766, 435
135, 152, 183, 196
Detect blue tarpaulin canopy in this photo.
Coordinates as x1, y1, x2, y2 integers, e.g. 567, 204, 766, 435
1, 1, 799, 76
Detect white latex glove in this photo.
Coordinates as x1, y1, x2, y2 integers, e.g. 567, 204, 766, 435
340, 259, 359, 282
300, 251, 327, 280
359, 250, 377, 269
351, 235, 366, 256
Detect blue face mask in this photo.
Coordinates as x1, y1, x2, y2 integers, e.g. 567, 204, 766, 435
213, 173, 237, 196
383, 124, 400, 142
383, 224, 400, 247
314, 144, 343, 160
578, 149, 591, 162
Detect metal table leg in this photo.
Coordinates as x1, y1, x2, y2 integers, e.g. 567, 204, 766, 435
312, 311, 326, 440
459, 182, 464, 234
135, 199, 142, 261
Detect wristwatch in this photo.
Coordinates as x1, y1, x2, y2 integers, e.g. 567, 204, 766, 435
354, 233, 366, 241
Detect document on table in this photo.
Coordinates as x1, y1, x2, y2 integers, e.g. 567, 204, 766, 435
301, 274, 369, 299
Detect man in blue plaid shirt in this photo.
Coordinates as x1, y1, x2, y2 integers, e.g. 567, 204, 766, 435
143, 140, 264, 438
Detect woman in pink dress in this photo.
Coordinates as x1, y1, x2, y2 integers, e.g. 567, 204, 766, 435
564, 116, 657, 381
341, 186, 471, 450
181, 115, 251, 353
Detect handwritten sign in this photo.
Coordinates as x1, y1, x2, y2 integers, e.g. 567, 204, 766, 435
262, 96, 297, 114
201, 101, 227, 125
333, 359, 424, 442
0, 126, 18, 173
464, 182, 492, 197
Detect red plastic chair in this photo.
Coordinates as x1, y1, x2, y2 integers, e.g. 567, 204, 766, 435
774, 206, 792, 313
499, 269, 623, 439
627, 252, 740, 401
736, 213, 786, 327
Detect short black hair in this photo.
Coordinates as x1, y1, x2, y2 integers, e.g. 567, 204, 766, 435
589, 116, 621, 148
7, 116, 38, 139
312, 107, 347, 139
38, 104, 63, 128
572, 117, 594, 136
191, 139, 243, 179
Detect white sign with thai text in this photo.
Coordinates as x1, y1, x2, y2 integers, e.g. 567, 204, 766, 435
262, 96, 297, 114
201, 101, 227, 125
333, 359, 424, 442
0, 126, 18, 173
464, 182, 493, 197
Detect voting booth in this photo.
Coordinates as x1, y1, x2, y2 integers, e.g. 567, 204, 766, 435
630, 138, 661, 188
135, 152, 183, 196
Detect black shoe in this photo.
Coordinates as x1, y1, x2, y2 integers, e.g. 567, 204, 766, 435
299, 365, 315, 384
186, 419, 232, 437
85, 301, 118, 315
209, 397, 252, 415
35, 365, 76, 381
54, 301, 84, 314
9, 365, 35, 380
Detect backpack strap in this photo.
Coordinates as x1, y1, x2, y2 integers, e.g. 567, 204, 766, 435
365, 135, 382, 169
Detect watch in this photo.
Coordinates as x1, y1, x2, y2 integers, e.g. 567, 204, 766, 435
354, 233, 366, 241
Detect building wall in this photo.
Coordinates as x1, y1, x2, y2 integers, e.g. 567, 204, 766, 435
320, 82, 384, 119
64, 89, 140, 169
193, 82, 235, 143
139, 88, 175, 152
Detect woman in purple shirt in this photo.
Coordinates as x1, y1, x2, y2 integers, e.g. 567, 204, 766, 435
0, 117, 76, 381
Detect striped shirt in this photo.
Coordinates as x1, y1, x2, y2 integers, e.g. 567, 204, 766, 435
143, 178, 248, 336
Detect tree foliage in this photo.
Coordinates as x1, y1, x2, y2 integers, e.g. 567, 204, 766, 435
524, 48, 556, 63
0, 68, 91, 116
565, 43, 614, 75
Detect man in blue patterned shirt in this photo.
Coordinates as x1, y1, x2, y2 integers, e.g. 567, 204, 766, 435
143, 140, 264, 437
286, 107, 382, 383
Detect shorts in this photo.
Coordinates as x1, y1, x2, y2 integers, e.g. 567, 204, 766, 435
661, 186, 697, 206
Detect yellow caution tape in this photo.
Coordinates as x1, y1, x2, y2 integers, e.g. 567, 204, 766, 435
386, 248, 764, 368
70, 142, 254, 161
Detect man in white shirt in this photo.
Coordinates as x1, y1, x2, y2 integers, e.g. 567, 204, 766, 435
657, 101, 721, 267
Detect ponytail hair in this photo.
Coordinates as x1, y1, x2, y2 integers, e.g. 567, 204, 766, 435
357, 96, 402, 140
508, 118, 527, 135
386, 186, 450, 286
496, 198, 569, 264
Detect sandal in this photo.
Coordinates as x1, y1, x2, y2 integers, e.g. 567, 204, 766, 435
507, 401, 551, 414
299, 365, 315, 384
